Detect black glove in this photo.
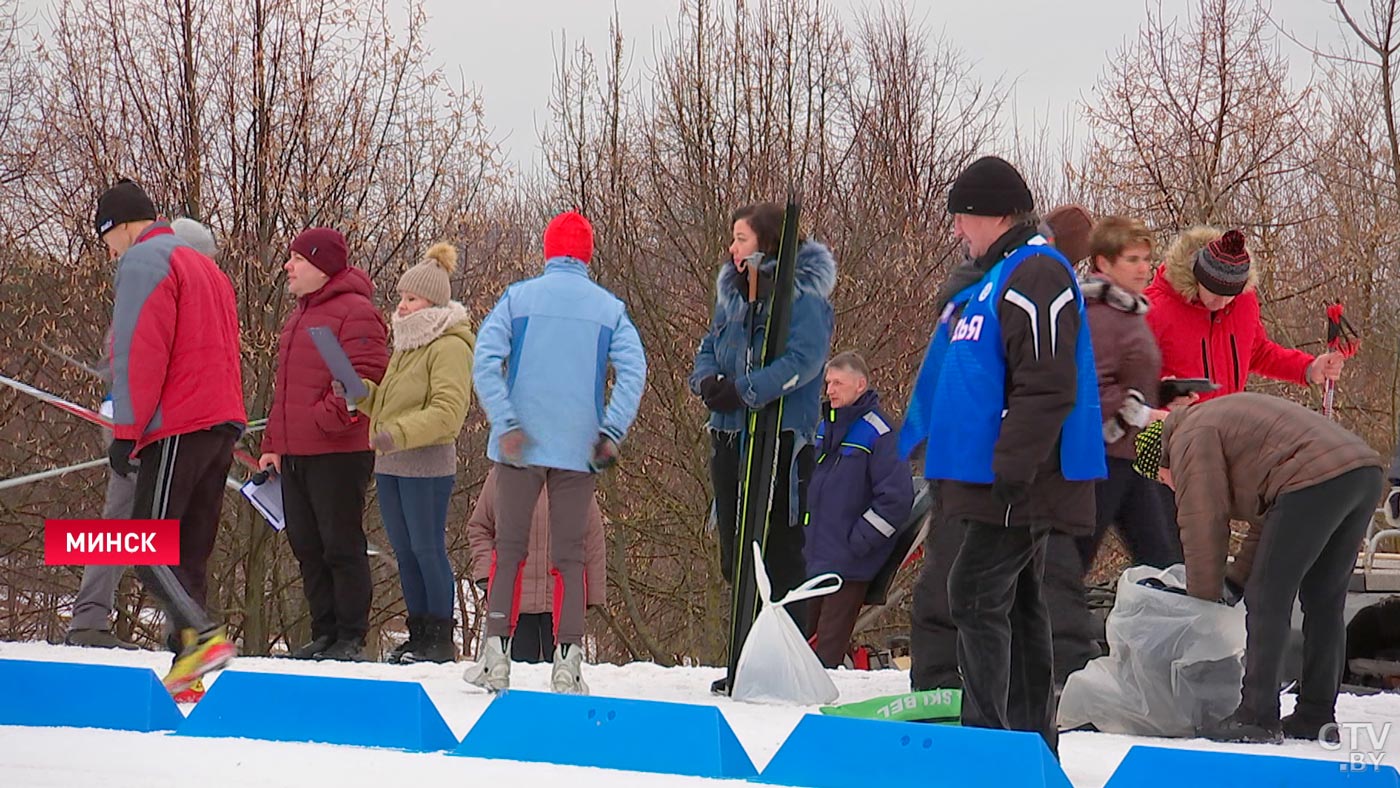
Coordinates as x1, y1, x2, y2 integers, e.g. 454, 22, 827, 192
698, 375, 722, 401
991, 475, 1030, 508
703, 377, 745, 412
108, 438, 137, 476
589, 434, 620, 472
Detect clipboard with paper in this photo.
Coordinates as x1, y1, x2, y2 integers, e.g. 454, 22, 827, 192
240, 474, 285, 531
307, 325, 370, 402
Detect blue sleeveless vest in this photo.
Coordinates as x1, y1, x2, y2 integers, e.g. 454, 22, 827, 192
907, 239, 1105, 483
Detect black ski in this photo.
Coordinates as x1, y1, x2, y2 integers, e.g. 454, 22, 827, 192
722, 194, 801, 693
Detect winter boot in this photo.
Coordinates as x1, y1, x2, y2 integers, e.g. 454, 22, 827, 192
1282, 711, 1341, 744
163, 627, 236, 695
551, 643, 589, 695
462, 636, 510, 692
402, 617, 457, 664
388, 616, 424, 664
316, 639, 371, 662
710, 675, 730, 696
1198, 707, 1283, 744
290, 634, 335, 660
66, 628, 140, 650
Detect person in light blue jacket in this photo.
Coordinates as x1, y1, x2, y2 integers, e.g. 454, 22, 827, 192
689, 201, 836, 645
465, 210, 646, 696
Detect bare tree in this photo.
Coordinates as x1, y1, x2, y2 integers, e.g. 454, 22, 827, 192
1081, 0, 1314, 232
0, 0, 505, 653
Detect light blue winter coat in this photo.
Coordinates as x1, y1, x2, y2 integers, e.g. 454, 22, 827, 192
473, 258, 647, 472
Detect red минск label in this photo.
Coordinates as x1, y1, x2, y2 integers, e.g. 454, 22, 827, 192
45, 520, 180, 565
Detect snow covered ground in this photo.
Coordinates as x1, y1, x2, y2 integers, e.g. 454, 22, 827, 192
2, 640, 1398, 788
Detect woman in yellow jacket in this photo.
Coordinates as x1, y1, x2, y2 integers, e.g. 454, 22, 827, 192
351, 242, 474, 663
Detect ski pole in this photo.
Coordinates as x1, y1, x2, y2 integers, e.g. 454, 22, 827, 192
1322, 303, 1360, 419
37, 341, 105, 379
29, 350, 269, 435
0, 372, 112, 427
0, 458, 108, 492
0, 372, 260, 472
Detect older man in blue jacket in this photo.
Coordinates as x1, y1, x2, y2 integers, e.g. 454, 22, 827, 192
466, 210, 646, 696
804, 352, 913, 668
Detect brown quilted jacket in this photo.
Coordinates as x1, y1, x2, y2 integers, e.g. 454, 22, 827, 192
466, 466, 607, 613
1161, 392, 1383, 600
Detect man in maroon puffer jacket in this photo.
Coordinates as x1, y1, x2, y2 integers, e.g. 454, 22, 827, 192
260, 227, 388, 661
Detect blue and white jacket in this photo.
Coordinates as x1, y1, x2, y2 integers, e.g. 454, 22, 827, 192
473, 258, 647, 473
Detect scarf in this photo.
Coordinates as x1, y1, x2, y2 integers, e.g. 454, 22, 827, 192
391, 301, 470, 352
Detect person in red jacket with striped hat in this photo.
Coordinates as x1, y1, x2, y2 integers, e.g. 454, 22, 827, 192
98, 179, 245, 694
1144, 227, 1346, 398
260, 227, 389, 662
1142, 226, 1349, 541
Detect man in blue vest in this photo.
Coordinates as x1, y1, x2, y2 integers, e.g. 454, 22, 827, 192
900, 156, 1104, 755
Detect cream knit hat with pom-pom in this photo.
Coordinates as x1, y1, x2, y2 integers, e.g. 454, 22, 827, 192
397, 242, 457, 306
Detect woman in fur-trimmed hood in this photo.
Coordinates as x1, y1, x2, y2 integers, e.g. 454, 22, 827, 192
1143, 226, 1342, 400
688, 202, 836, 652
351, 241, 474, 665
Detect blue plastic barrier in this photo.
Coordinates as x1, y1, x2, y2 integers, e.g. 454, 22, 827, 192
756, 713, 1071, 788
454, 690, 756, 779
0, 658, 184, 732
175, 670, 457, 751
1103, 745, 1400, 788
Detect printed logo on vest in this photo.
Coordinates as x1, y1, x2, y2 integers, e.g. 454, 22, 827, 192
950, 314, 984, 343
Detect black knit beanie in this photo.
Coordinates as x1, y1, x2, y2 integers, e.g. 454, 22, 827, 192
95, 179, 157, 237
947, 156, 1034, 217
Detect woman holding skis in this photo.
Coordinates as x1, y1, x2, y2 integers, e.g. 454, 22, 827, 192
342, 242, 474, 663
689, 201, 836, 691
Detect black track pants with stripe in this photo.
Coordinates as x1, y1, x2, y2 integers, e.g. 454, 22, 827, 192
130, 427, 237, 648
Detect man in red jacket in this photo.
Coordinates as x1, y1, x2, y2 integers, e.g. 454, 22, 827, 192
1145, 227, 1346, 398
98, 179, 245, 693
259, 227, 388, 662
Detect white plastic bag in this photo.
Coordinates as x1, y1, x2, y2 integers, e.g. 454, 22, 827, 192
1058, 564, 1247, 737
732, 543, 842, 705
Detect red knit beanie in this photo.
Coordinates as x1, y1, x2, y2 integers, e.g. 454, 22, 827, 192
543, 211, 594, 264
290, 227, 348, 277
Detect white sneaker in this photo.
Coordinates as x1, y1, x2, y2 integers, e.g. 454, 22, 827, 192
462, 636, 510, 692
550, 643, 589, 695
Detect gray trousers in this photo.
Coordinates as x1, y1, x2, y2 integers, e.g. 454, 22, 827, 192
69, 468, 138, 631
486, 464, 595, 645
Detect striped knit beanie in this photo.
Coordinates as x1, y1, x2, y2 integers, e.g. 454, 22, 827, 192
1193, 229, 1250, 297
